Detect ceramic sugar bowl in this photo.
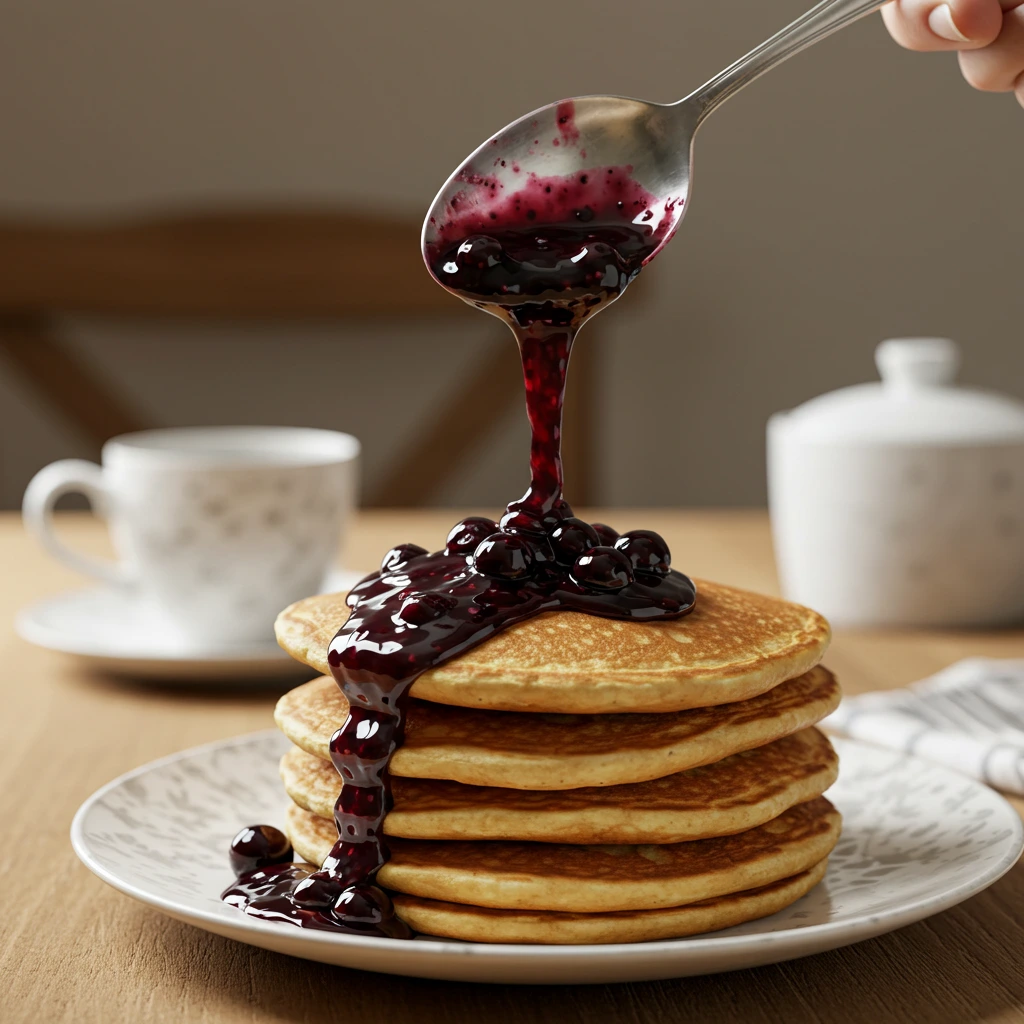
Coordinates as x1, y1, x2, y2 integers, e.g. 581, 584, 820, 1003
768, 338, 1024, 628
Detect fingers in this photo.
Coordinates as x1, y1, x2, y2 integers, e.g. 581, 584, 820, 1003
959, 5, 1024, 93
881, 0, 1004, 50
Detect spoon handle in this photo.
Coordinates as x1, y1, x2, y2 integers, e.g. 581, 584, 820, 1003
682, 0, 886, 122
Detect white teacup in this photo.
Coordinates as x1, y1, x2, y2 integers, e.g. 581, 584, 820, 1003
23, 426, 360, 646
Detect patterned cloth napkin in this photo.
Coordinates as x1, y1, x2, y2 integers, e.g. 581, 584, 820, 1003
824, 658, 1024, 795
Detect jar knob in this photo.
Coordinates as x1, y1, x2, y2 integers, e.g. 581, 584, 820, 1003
875, 338, 960, 390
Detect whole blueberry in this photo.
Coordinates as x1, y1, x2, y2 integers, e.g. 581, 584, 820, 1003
550, 517, 600, 566
333, 883, 390, 924
614, 530, 671, 575
228, 824, 292, 876
472, 532, 534, 581
445, 517, 499, 555
551, 498, 574, 520
380, 543, 428, 573
591, 522, 620, 546
571, 546, 634, 591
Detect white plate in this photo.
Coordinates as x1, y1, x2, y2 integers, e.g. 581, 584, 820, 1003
71, 732, 1023, 984
15, 569, 363, 681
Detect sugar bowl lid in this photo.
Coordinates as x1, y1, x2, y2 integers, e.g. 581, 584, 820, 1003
776, 338, 1024, 445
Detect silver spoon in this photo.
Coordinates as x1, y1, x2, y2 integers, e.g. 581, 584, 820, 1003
422, 0, 886, 266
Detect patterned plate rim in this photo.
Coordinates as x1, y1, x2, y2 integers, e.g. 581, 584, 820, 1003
71, 730, 1024, 959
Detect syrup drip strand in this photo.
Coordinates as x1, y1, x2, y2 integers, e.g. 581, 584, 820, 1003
223, 158, 694, 935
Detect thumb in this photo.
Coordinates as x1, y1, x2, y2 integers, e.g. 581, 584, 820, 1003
881, 0, 1004, 50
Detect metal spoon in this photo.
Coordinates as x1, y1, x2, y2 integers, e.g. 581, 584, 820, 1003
422, 0, 886, 263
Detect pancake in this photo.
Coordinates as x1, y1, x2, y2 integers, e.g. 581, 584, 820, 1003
275, 666, 840, 790
281, 727, 839, 843
275, 578, 831, 714
391, 859, 828, 944
285, 796, 841, 912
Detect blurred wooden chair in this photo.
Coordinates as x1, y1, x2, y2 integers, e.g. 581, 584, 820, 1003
0, 209, 597, 505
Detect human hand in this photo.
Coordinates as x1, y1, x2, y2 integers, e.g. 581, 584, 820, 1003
882, 0, 1024, 106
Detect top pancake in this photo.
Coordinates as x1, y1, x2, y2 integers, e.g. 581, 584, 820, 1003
275, 578, 831, 714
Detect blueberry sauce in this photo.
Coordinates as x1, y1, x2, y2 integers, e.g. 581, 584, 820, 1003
426, 164, 677, 332
228, 825, 292, 875
222, 151, 695, 938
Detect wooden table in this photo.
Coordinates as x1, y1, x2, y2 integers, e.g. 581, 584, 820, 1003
4, 509, 1024, 1024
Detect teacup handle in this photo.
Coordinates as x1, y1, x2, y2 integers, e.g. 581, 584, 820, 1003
22, 460, 134, 587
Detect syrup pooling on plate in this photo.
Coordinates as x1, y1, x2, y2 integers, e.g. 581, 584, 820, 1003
223, 161, 695, 937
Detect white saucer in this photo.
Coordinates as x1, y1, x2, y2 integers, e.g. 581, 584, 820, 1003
71, 733, 1023, 984
16, 569, 364, 682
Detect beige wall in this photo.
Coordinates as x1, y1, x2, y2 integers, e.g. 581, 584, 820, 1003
2, 0, 1022, 509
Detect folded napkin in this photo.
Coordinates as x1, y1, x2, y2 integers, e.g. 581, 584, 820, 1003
824, 658, 1024, 795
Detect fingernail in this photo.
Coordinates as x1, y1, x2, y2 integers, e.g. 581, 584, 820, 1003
928, 4, 970, 42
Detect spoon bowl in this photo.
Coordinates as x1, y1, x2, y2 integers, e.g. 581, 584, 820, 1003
421, 96, 695, 268
423, 0, 886, 277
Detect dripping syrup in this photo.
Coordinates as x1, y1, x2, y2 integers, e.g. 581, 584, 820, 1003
223, 160, 694, 936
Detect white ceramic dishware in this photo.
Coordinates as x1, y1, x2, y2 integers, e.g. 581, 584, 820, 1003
23, 427, 360, 645
14, 568, 364, 682
768, 339, 1024, 628
71, 732, 1023, 985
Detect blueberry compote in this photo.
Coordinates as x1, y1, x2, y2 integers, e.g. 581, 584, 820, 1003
222, 150, 695, 938
426, 162, 678, 331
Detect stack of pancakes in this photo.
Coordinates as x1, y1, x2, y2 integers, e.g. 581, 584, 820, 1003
273, 578, 841, 943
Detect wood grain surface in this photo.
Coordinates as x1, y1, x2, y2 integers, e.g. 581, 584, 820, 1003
3, 509, 1024, 1024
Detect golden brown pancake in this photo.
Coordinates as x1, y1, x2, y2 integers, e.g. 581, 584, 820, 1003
286, 796, 840, 912
275, 666, 839, 789
281, 727, 838, 844
391, 859, 828, 944
275, 578, 831, 714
